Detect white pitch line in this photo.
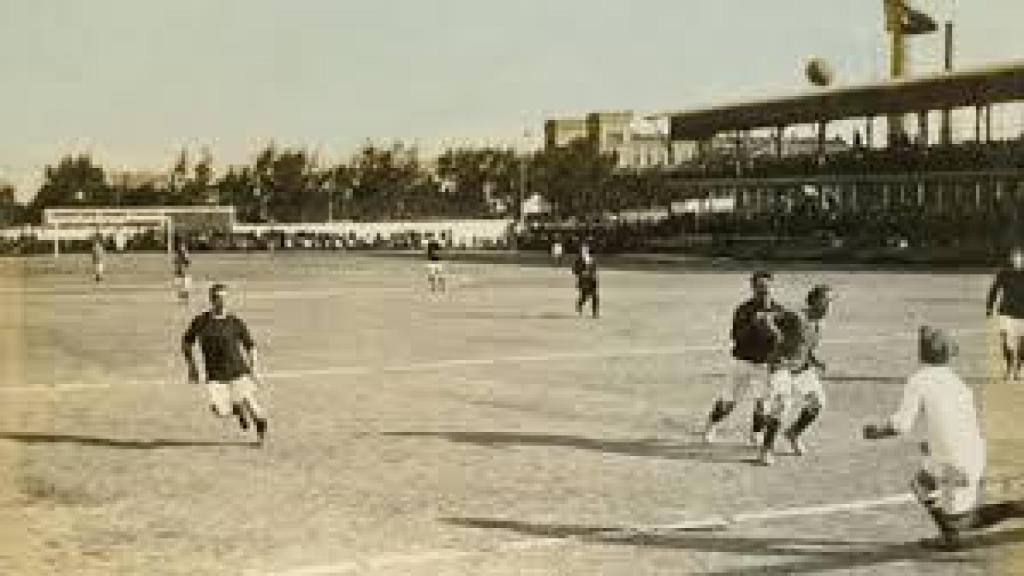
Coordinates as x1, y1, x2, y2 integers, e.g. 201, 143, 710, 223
252, 493, 918, 576
0, 382, 111, 394
0, 327, 990, 394
260, 328, 987, 381
632, 493, 915, 533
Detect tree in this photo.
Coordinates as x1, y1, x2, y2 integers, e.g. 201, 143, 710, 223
530, 140, 617, 220
435, 147, 519, 217
216, 167, 260, 222
250, 145, 325, 222
175, 147, 216, 205
346, 143, 432, 220
28, 155, 110, 221
0, 183, 22, 227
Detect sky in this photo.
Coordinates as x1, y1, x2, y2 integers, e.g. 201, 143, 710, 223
1, 0, 1022, 201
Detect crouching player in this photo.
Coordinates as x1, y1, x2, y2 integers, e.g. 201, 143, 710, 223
863, 326, 986, 550
182, 283, 269, 445
758, 284, 833, 466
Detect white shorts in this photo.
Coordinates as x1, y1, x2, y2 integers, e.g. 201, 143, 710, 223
174, 275, 192, 291
919, 459, 984, 515
767, 367, 826, 414
998, 315, 1024, 343
207, 376, 259, 416
725, 360, 769, 403
426, 262, 444, 277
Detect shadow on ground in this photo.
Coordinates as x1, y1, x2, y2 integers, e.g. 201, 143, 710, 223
454, 310, 580, 321
0, 432, 252, 450
444, 501, 1024, 575
384, 430, 757, 464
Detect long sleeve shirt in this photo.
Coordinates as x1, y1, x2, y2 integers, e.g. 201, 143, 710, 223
986, 268, 1024, 319
889, 365, 985, 475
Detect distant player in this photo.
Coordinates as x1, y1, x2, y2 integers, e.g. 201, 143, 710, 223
173, 238, 192, 302
91, 235, 105, 282
426, 238, 446, 293
758, 284, 833, 466
182, 283, 268, 445
551, 239, 564, 266
863, 326, 986, 550
986, 246, 1024, 381
572, 243, 599, 318
703, 270, 783, 444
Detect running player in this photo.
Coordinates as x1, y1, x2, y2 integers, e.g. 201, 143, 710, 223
572, 243, 599, 318
986, 246, 1024, 381
703, 270, 783, 444
182, 283, 268, 445
863, 326, 985, 550
173, 237, 192, 302
758, 284, 833, 466
91, 234, 105, 282
426, 238, 445, 293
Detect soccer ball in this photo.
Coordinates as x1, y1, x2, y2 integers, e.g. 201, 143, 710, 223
805, 58, 833, 87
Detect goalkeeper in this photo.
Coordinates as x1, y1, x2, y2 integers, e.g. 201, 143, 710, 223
863, 326, 986, 550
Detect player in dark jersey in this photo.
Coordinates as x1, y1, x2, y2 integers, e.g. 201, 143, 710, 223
986, 247, 1024, 381
426, 238, 446, 293
703, 271, 784, 444
572, 243, 599, 318
758, 284, 833, 466
173, 238, 192, 302
182, 283, 268, 445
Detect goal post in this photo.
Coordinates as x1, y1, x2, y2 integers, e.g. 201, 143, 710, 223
42, 206, 235, 255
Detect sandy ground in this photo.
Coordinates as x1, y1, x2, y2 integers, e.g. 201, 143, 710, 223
0, 252, 1022, 575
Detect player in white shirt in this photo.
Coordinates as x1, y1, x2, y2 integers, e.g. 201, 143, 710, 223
91, 235, 105, 282
863, 326, 986, 550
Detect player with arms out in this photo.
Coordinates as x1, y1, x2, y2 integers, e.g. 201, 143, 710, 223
703, 270, 783, 444
182, 283, 268, 445
758, 284, 833, 466
572, 242, 599, 318
863, 326, 986, 550
986, 246, 1024, 381
173, 237, 192, 302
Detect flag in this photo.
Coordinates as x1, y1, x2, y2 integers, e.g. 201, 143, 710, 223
883, 0, 938, 35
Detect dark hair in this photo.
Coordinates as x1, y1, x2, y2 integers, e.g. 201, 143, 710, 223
806, 284, 831, 306
209, 283, 228, 297
751, 270, 773, 283
919, 325, 956, 365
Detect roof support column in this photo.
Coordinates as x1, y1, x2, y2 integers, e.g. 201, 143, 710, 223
917, 111, 929, 147
774, 126, 784, 158
817, 120, 827, 158
985, 104, 993, 143
975, 105, 983, 143
866, 116, 874, 150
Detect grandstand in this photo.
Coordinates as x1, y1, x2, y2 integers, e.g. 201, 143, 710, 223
550, 60, 1024, 257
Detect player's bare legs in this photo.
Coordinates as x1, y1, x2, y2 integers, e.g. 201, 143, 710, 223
758, 389, 787, 466
998, 331, 1015, 381
1017, 334, 1024, 380
784, 392, 823, 456
703, 399, 735, 444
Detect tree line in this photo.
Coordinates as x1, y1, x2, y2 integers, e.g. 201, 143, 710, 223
10, 139, 621, 225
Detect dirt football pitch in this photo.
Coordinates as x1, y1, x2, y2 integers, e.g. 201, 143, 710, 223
1, 252, 1023, 575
